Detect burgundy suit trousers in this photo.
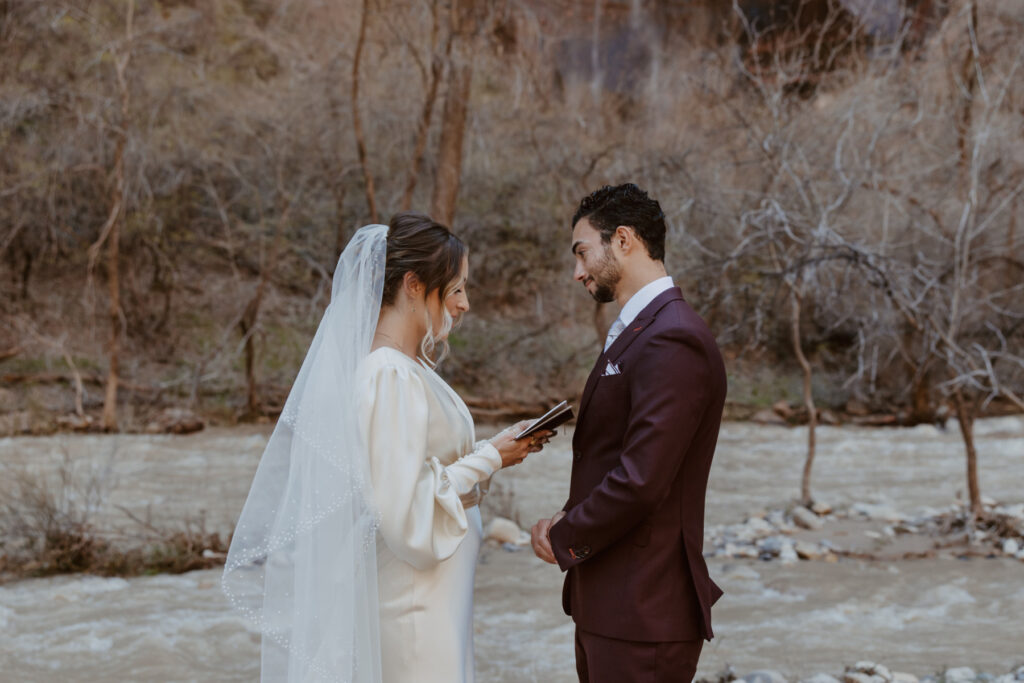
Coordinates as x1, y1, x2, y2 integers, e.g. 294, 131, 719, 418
574, 628, 703, 683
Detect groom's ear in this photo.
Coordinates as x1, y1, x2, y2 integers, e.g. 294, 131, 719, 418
612, 225, 637, 255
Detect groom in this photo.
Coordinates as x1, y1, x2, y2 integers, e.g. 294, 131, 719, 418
531, 184, 726, 682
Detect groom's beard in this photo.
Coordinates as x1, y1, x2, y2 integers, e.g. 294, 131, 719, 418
586, 248, 621, 304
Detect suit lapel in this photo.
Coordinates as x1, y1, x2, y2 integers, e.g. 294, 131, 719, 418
604, 313, 654, 362
576, 348, 609, 423
576, 287, 684, 424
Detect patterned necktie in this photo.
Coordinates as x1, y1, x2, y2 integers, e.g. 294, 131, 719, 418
603, 317, 625, 352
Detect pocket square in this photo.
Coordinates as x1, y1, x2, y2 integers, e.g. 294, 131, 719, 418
602, 361, 621, 376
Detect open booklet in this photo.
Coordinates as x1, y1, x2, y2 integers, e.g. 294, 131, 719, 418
514, 400, 575, 440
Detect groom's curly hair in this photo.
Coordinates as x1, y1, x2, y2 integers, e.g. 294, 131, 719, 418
572, 183, 667, 261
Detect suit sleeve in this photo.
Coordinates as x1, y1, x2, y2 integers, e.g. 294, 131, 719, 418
549, 329, 710, 570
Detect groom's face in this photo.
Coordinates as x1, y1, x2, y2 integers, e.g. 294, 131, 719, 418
572, 217, 621, 304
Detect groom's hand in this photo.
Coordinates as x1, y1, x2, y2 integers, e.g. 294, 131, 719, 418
531, 511, 565, 565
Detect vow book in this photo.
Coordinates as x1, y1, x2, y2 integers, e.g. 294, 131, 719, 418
514, 400, 574, 440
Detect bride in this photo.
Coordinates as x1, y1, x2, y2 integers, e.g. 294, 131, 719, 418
223, 213, 551, 683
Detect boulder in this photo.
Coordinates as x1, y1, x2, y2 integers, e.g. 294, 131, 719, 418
1002, 538, 1020, 556
891, 673, 919, 683
792, 506, 824, 530
851, 502, 905, 522
738, 545, 759, 559
55, 413, 94, 431
758, 536, 785, 555
794, 541, 824, 560
772, 400, 796, 419
744, 516, 777, 539
752, 409, 787, 426
844, 673, 884, 683
144, 408, 205, 435
742, 671, 789, 683
801, 675, 841, 683
779, 542, 799, 564
766, 510, 788, 526
819, 410, 841, 425
722, 542, 758, 559
810, 501, 833, 516
944, 668, 977, 683
999, 504, 1024, 520
485, 517, 530, 546
852, 663, 892, 682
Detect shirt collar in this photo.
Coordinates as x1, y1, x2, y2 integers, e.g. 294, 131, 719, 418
617, 276, 674, 329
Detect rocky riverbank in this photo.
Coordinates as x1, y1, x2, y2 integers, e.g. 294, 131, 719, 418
704, 499, 1024, 563
717, 663, 1024, 683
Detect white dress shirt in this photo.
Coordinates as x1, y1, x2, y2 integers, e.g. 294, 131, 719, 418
603, 276, 675, 351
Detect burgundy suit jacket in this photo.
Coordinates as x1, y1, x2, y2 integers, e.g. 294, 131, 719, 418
549, 287, 726, 642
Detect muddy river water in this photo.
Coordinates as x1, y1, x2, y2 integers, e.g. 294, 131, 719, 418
1, 417, 1022, 681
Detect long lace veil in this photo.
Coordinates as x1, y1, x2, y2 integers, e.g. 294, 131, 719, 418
223, 224, 388, 683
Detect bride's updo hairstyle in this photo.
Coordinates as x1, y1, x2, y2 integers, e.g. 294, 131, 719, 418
383, 212, 467, 365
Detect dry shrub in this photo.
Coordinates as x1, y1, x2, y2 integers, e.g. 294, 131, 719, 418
0, 453, 111, 576
0, 455, 227, 581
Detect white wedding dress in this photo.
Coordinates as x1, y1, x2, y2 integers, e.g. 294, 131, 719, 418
357, 347, 502, 683
224, 225, 496, 683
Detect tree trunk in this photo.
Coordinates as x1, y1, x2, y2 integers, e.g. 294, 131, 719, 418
430, 61, 472, 225
401, 0, 444, 211
401, 56, 443, 211
955, 1, 978, 174
953, 389, 983, 519
239, 172, 292, 418
18, 249, 31, 300
100, 1, 134, 432
792, 288, 817, 505
909, 361, 935, 425
102, 175, 122, 431
430, 0, 480, 226
351, 0, 378, 223
241, 311, 258, 416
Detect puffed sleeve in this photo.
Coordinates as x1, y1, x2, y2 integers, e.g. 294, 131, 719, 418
360, 362, 502, 570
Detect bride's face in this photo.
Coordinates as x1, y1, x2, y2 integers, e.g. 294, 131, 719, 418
426, 254, 470, 339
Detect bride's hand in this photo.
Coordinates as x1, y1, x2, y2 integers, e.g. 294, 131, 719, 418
489, 421, 555, 468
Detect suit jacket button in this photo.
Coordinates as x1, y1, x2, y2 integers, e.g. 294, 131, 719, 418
573, 450, 582, 461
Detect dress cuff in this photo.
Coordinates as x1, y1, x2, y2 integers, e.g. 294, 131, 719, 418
475, 441, 503, 473
440, 442, 502, 496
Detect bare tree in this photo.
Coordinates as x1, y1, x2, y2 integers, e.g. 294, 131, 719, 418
872, 1, 1023, 518
352, 0, 379, 223
87, 0, 136, 432
430, 0, 488, 225
400, 0, 445, 211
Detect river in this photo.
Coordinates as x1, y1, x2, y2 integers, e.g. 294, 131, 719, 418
1, 417, 1022, 681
